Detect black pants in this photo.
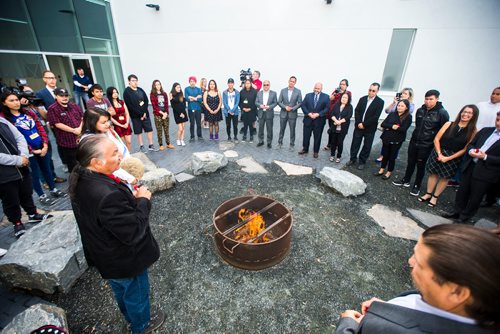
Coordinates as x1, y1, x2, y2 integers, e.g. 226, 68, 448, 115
402, 141, 433, 188
326, 118, 334, 147
188, 109, 202, 138
381, 142, 402, 172
302, 117, 326, 153
349, 128, 376, 164
330, 130, 347, 158
60, 146, 78, 173
225, 114, 238, 139
0, 172, 37, 225
454, 164, 493, 220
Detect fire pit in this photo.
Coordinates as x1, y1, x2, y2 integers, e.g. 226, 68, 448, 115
212, 195, 293, 270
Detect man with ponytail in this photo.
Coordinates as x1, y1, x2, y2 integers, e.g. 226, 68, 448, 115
69, 135, 164, 334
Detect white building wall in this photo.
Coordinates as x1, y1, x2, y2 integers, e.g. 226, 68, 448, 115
109, 0, 500, 119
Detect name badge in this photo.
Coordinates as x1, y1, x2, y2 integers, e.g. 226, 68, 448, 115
29, 133, 40, 140
119, 116, 125, 121
139, 101, 144, 107
60, 113, 66, 116
244, 99, 248, 104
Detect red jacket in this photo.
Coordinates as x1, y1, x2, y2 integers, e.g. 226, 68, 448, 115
150, 91, 169, 117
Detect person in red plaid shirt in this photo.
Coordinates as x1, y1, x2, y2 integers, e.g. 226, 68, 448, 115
47, 88, 83, 173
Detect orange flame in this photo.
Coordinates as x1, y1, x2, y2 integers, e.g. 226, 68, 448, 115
233, 208, 272, 243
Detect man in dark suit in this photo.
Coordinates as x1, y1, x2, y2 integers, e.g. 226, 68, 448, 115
336, 224, 500, 334
256, 80, 278, 148
298, 82, 330, 158
277, 76, 302, 149
442, 111, 500, 223
347, 83, 384, 170
36, 70, 57, 110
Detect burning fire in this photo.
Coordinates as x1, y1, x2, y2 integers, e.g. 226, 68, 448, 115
233, 209, 272, 243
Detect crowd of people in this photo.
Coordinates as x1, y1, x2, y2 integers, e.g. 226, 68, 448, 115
0, 67, 499, 332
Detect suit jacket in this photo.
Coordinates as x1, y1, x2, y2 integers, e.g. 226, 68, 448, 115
463, 127, 500, 183
256, 90, 278, 120
278, 87, 302, 119
354, 95, 384, 132
36, 87, 56, 110
301, 92, 330, 125
336, 300, 495, 334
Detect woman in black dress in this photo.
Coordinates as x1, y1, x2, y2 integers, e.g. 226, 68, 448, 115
238, 79, 257, 142
169, 82, 188, 146
419, 104, 478, 207
203, 79, 223, 140
375, 99, 412, 179
329, 92, 353, 163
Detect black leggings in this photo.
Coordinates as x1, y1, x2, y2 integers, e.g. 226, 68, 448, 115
330, 131, 347, 158
381, 142, 402, 172
403, 142, 433, 188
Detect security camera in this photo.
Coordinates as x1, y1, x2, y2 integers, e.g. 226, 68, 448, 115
146, 4, 160, 11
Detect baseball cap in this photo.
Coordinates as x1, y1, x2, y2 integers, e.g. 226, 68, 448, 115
54, 88, 69, 96
227, 78, 234, 83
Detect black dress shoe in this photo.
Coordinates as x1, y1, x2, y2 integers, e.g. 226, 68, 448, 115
267, 143, 272, 148
257, 142, 264, 147
480, 200, 495, 208
298, 150, 308, 155
346, 160, 356, 166
357, 164, 365, 170
313, 152, 319, 158
441, 212, 459, 219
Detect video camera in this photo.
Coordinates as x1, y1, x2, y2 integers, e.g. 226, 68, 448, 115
239, 68, 252, 87
0, 78, 44, 106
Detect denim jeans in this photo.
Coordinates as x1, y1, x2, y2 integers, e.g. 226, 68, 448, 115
108, 270, 151, 334
188, 109, 202, 138
73, 90, 89, 110
30, 154, 55, 196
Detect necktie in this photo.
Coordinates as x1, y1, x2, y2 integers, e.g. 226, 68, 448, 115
314, 94, 318, 108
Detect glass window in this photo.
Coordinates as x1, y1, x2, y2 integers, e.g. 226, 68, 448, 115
26, 0, 84, 53
381, 29, 416, 92
91, 56, 124, 93
0, 53, 46, 91
0, 0, 39, 50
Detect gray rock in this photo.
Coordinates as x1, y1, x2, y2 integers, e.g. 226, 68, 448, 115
2, 303, 68, 334
142, 168, 176, 193
406, 208, 452, 227
474, 218, 497, 229
131, 152, 157, 172
367, 204, 424, 241
0, 211, 87, 294
191, 151, 228, 175
175, 172, 195, 183
319, 167, 366, 197
236, 156, 268, 174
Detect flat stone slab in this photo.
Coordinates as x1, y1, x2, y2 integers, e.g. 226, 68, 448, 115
367, 204, 424, 241
219, 141, 235, 151
474, 218, 497, 229
0, 211, 87, 294
175, 172, 195, 183
223, 150, 239, 158
319, 167, 366, 197
273, 160, 313, 176
2, 303, 68, 334
236, 156, 268, 174
192, 151, 228, 175
406, 208, 452, 227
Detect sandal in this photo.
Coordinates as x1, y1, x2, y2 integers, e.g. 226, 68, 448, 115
418, 193, 433, 202
329, 156, 335, 162
335, 158, 341, 163
428, 196, 439, 207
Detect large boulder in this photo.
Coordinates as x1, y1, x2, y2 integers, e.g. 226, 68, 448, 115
131, 152, 176, 193
319, 167, 366, 197
192, 151, 228, 175
2, 303, 68, 334
0, 211, 87, 294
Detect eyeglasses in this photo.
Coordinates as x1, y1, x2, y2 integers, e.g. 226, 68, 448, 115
44, 77, 56, 80
368, 89, 377, 92
263, 84, 270, 86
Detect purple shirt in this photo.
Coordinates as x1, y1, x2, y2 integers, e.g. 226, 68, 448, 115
87, 97, 112, 111
47, 102, 83, 148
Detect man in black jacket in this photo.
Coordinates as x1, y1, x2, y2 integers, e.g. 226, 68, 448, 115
69, 135, 164, 334
393, 90, 449, 196
347, 83, 384, 170
442, 112, 500, 224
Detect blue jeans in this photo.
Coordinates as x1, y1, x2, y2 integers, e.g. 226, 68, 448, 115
73, 90, 89, 110
108, 270, 151, 334
29, 154, 55, 196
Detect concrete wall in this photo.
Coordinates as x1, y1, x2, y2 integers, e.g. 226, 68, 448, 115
109, 0, 500, 118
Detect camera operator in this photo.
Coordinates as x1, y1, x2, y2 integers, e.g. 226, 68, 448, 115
385, 88, 415, 114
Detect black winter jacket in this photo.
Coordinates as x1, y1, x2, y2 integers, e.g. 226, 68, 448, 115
410, 102, 449, 148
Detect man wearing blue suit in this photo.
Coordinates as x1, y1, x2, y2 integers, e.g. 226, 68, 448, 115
298, 83, 330, 158
36, 70, 57, 110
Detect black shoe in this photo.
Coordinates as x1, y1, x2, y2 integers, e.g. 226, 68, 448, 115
14, 222, 26, 238
267, 143, 272, 148
198, 137, 204, 140
392, 179, 410, 187
409, 185, 420, 196
140, 307, 166, 334
28, 213, 53, 224
54, 176, 67, 183
313, 152, 319, 158
357, 164, 365, 170
298, 149, 308, 155
441, 212, 459, 219
346, 160, 356, 166
480, 200, 495, 208
50, 188, 66, 198
249, 136, 254, 143
257, 142, 264, 147
189, 137, 195, 142
241, 136, 247, 142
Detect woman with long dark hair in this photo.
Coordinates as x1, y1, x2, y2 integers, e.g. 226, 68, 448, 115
107, 86, 132, 152
169, 83, 188, 146
1, 92, 65, 205
419, 104, 478, 207
203, 79, 223, 140
150, 80, 173, 150
329, 92, 353, 163
239, 79, 258, 142
325, 79, 352, 150
375, 99, 412, 179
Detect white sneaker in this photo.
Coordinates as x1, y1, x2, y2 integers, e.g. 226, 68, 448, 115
0, 248, 7, 257
181, 140, 186, 146
176, 140, 181, 146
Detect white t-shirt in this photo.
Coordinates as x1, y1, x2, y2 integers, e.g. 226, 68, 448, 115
476, 100, 500, 130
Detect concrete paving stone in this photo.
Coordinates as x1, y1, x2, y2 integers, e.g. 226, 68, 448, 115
367, 204, 424, 241
273, 160, 313, 176
175, 172, 195, 183
236, 156, 268, 174
223, 150, 239, 158
218, 141, 235, 151
474, 218, 497, 229
406, 208, 453, 227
